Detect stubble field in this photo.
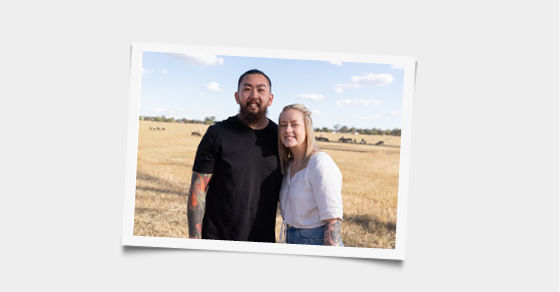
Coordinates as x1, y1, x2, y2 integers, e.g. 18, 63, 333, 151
133, 120, 400, 249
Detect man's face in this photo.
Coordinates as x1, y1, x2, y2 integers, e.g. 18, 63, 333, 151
235, 74, 274, 123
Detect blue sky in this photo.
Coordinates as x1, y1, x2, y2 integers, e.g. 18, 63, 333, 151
140, 52, 406, 130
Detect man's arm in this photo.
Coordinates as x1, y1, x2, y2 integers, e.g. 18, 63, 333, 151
323, 218, 342, 246
187, 171, 213, 239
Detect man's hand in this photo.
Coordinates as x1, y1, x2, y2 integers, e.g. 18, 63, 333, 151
323, 218, 342, 246
187, 172, 212, 239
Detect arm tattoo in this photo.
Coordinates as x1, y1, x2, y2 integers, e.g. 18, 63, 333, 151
324, 219, 342, 246
187, 172, 212, 239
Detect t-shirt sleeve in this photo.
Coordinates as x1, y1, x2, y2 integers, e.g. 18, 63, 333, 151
192, 126, 219, 174
309, 152, 344, 221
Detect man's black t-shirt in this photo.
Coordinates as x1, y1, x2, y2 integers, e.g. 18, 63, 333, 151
192, 116, 283, 243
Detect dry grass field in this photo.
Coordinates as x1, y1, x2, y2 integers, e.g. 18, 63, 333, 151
133, 120, 400, 249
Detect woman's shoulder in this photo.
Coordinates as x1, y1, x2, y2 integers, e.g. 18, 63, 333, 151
307, 151, 342, 180
309, 151, 335, 166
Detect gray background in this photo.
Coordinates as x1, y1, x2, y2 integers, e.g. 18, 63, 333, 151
1, 0, 558, 291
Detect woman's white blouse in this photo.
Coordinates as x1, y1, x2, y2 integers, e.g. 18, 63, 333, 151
279, 151, 343, 229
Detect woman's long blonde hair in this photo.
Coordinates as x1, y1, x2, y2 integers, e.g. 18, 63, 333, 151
278, 104, 320, 175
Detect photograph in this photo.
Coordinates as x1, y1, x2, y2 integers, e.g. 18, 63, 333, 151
122, 43, 415, 259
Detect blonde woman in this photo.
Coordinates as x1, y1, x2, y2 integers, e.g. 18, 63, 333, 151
278, 104, 344, 246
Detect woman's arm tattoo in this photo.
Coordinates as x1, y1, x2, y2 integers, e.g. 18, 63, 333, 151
187, 172, 212, 239
324, 219, 342, 246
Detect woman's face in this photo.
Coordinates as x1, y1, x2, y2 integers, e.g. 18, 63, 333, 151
279, 109, 307, 151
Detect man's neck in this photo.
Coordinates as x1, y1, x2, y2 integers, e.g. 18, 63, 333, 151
238, 113, 269, 130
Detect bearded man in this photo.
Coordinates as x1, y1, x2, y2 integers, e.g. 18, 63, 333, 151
187, 69, 283, 242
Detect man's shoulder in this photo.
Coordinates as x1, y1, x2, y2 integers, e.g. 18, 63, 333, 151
207, 116, 239, 132
265, 118, 278, 131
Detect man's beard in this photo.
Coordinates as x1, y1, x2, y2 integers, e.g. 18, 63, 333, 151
239, 101, 268, 126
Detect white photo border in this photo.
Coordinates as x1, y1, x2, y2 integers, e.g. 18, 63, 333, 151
122, 42, 416, 260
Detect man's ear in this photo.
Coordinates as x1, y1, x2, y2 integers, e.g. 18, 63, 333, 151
234, 92, 239, 104
268, 93, 274, 106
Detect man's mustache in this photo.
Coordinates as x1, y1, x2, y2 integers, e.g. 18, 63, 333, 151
246, 101, 261, 107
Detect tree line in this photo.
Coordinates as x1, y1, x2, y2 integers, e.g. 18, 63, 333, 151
140, 115, 401, 136
140, 115, 216, 125
316, 124, 401, 136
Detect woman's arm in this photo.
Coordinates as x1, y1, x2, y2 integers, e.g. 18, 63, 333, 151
323, 218, 342, 246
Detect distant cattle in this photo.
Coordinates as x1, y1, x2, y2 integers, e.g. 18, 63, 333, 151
316, 137, 329, 142
338, 137, 353, 143
375, 141, 384, 145
191, 128, 202, 136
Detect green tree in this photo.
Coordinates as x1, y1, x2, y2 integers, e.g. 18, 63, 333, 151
204, 116, 216, 125
333, 124, 340, 133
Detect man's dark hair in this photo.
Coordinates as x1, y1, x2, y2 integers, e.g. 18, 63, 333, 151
237, 69, 272, 92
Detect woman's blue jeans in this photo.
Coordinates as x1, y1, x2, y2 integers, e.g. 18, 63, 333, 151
286, 225, 344, 246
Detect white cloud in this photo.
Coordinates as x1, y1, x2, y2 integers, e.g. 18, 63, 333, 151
205, 82, 223, 92
297, 94, 325, 101
152, 107, 164, 114
336, 99, 371, 106
390, 111, 401, 116
391, 64, 405, 70
142, 68, 168, 74
333, 73, 394, 93
166, 53, 224, 66
329, 61, 343, 66
360, 115, 382, 120
199, 92, 205, 96
370, 100, 382, 106
312, 110, 321, 115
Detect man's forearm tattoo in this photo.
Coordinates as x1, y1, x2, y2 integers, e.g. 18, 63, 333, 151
187, 172, 212, 239
324, 219, 342, 246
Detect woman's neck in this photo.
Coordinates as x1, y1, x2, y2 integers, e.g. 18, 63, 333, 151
290, 145, 306, 165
